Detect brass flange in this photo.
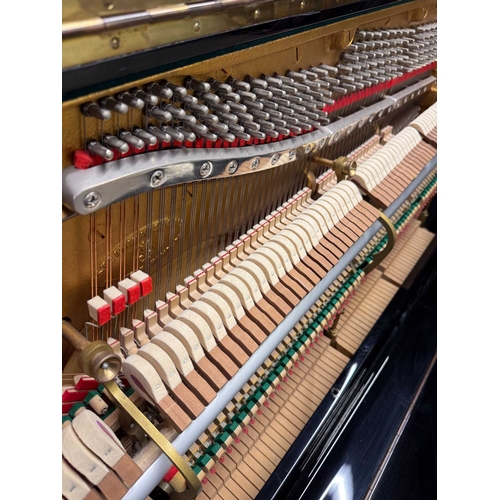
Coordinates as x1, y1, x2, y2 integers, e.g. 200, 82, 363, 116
312, 156, 357, 181
62, 320, 122, 383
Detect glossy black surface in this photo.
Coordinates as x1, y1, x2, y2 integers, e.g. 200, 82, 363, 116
256, 203, 437, 500
62, 0, 403, 100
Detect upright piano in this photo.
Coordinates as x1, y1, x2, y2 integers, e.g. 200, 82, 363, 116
61, 0, 437, 498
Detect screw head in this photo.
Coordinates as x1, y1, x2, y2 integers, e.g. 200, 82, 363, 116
200, 162, 213, 177
332, 132, 340, 143
387, 105, 393, 112
319, 138, 326, 148
254, 9, 260, 19
346, 125, 352, 135
271, 153, 280, 165
84, 191, 101, 210
358, 119, 364, 128
193, 21, 201, 32
288, 150, 296, 160
110, 37, 120, 49
151, 170, 164, 187
300, 0, 306, 8
378, 110, 384, 118
129, 423, 135, 429
227, 160, 238, 175
250, 158, 260, 170
304, 144, 312, 154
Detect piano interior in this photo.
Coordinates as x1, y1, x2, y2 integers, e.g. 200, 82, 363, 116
62, 0, 437, 498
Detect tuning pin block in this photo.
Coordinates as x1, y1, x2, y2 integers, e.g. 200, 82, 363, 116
130, 270, 153, 297
118, 278, 141, 305
103, 286, 126, 316
87, 296, 111, 326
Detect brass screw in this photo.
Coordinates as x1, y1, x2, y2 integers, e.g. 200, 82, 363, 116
254, 9, 260, 19
300, 0, 306, 9
110, 37, 120, 49
194, 21, 201, 32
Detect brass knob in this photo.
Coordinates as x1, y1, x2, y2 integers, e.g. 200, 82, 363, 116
62, 321, 122, 383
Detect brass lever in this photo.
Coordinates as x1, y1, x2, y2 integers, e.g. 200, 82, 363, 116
62, 320, 202, 498
362, 212, 396, 274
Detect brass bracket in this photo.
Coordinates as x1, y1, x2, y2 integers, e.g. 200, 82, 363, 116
312, 156, 357, 182
362, 212, 397, 274
104, 380, 202, 498
62, 320, 122, 383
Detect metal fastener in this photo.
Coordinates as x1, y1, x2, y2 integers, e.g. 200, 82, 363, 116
200, 162, 213, 177
150, 170, 164, 187
358, 119, 364, 128
84, 192, 102, 210
346, 125, 352, 134
289, 149, 296, 160
271, 153, 280, 165
304, 144, 312, 154
251, 158, 260, 169
254, 9, 260, 19
227, 160, 238, 174
110, 37, 120, 49
193, 21, 201, 32
319, 138, 326, 148
300, 0, 306, 8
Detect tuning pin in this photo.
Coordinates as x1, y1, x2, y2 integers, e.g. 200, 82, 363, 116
252, 88, 273, 100
259, 100, 279, 111
103, 135, 129, 154
318, 64, 339, 75
206, 101, 230, 113
176, 127, 196, 142
118, 130, 145, 150
244, 76, 268, 89
161, 126, 185, 142
82, 103, 111, 121
184, 101, 209, 114
183, 121, 209, 135
260, 127, 279, 138
131, 88, 158, 105
100, 97, 128, 115
267, 86, 286, 97
274, 126, 290, 135
251, 109, 270, 121
185, 77, 211, 92
242, 100, 263, 111
208, 78, 233, 93
219, 92, 240, 103
193, 112, 219, 125
217, 131, 236, 142
161, 103, 186, 120
241, 121, 260, 131
309, 66, 329, 77
162, 81, 188, 98
247, 129, 266, 140
195, 91, 220, 104
148, 126, 171, 143
226, 101, 247, 113
209, 121, 229, 134
233, 111, 254, 123
146, 106, 172, 122
132, 128, 157, 146
216, 111, 239, 124
227, 123, 250, 140
226, 77, 251, 92
145, 82, 174, 100
262, 75, 282, 87
281, 83, 298, 95
286, 70, 307, 82
116, 91, 145, 110
87, 140, 114, 160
